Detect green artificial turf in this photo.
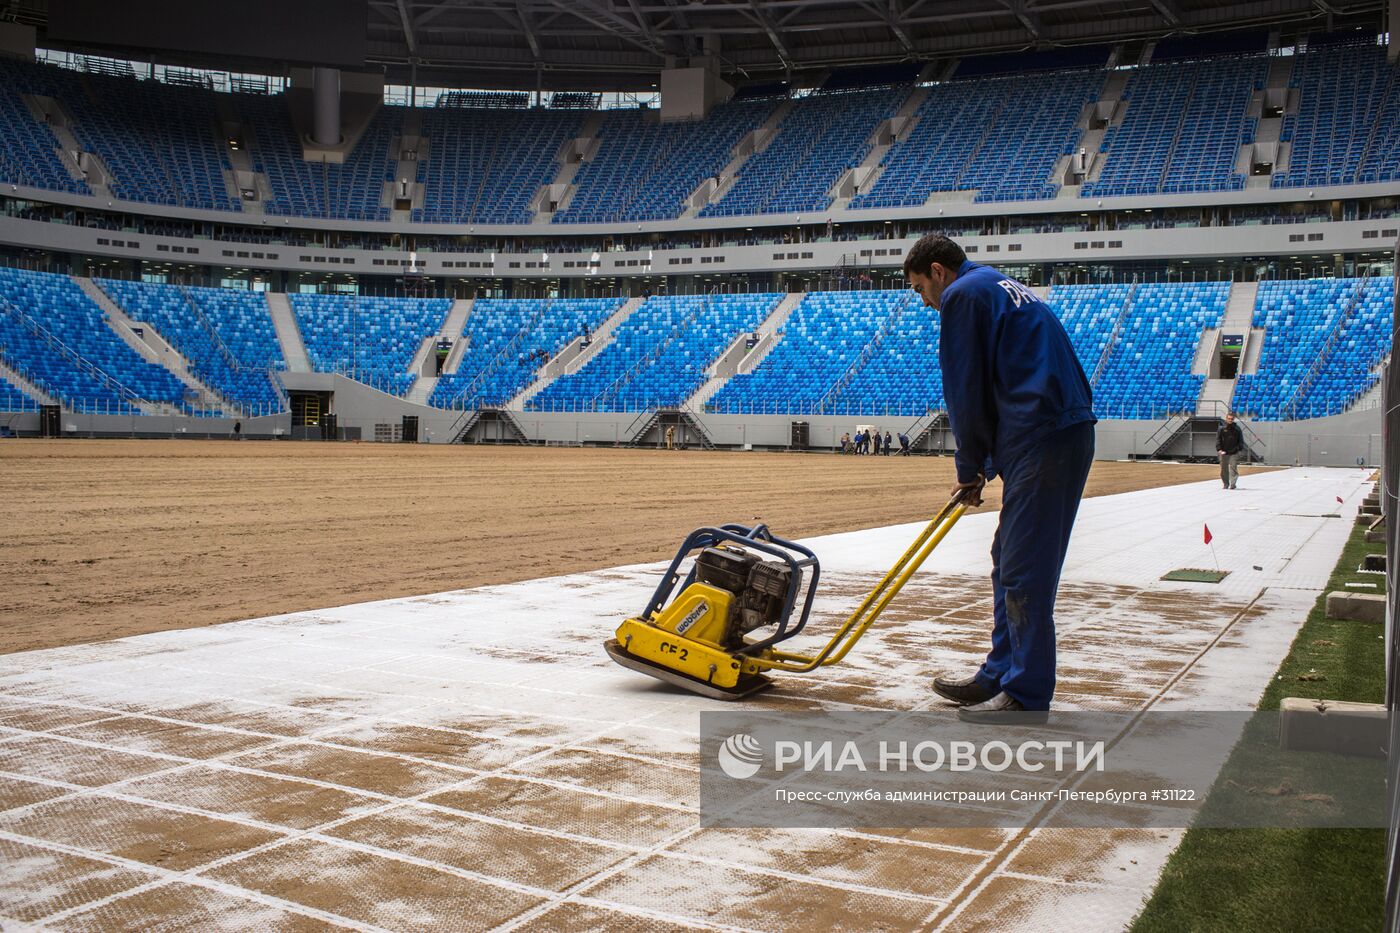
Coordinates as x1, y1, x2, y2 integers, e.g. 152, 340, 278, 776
1132, 517, 1387, 933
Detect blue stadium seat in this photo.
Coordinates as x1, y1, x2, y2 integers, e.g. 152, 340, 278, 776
289, 293, 452, 396
701, 88, 907, 218
529, 293, 781, 411
710, 290, 910, 414
98, 279, 285, 411
431, 297, 624, 407
0, 268, 192, 413
1233, 277, 1395, 419
556, 100, 777, 223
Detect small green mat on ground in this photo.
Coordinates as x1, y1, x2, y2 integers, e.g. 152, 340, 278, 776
1161, 568, 1231, 583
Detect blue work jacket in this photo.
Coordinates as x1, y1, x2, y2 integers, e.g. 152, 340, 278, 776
937, 261, 1095, 483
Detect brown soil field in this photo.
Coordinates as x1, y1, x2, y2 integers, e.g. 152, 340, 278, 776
0, 439, 1253, 655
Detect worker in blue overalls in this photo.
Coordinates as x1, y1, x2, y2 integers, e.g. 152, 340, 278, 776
904, 234, 1095, 723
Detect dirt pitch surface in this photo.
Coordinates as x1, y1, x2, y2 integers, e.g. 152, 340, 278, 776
0, 439, 1247, 656
0, 465, 1367, 932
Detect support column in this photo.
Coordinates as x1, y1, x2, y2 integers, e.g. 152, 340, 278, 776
1389, 0, 1398, 63
312, 66, 341, 146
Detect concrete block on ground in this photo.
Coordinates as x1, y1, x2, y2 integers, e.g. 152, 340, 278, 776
1326, 591, 1385, 623
1362, 553, 1386, 572
1367, 530, 1387, 543
1280, 697, 1388, 758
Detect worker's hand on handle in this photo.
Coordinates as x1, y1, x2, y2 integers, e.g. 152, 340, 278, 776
950, 475, 985, 507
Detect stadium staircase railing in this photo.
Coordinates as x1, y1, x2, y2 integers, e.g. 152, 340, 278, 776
175, 285, 286, 414
1090, 281, 1139, 389
445, 300, 550, 410
902, 408, 948, 453
593, 291, 711, 410
815, 290, 915, 414
1279, 268, 1376, 422
0, 295, 146, 411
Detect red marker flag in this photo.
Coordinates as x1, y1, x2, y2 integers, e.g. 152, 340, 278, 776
1203, 524, 1213, 545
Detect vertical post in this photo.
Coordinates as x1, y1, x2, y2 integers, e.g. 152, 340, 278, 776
312, 67, 341, 147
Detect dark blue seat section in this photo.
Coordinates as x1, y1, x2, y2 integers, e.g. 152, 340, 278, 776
99, 279, 286, 411
1233, 277, 1395, 419
431, 298, 624, 408
0, 268, 192, 414
289, 294, 452, 397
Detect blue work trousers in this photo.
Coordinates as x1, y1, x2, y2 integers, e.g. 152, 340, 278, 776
974, 421, 1094, 710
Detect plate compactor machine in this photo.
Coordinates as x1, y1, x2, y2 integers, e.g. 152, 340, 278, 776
605, 490, 971, 700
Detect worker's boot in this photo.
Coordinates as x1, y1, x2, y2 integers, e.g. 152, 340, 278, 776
932, 672, 997, 706
956, 692, 1049, 725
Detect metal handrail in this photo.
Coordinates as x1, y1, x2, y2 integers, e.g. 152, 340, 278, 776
0, 296, 143, 408
1280, 269, 1374, 421
815, 290, 915, 413
1090, 281, 1138, 389
447, 300, 549, 408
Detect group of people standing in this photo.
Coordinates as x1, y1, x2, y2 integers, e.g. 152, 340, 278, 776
840, 428, 908, 455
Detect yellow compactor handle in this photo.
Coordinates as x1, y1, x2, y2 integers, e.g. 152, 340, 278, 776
753, 488, 972, 673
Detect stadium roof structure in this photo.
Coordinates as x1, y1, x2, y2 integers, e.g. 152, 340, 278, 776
13, 0, 1390, 91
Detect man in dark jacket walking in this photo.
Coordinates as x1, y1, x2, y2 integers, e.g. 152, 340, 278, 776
1216, 412, 1244, 489
906, 234, 1096, 722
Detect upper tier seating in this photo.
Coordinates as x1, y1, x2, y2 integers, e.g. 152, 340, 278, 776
1274, 41, 1396, 188
67, 72, 238, 211
289, 294, 451, 397
1083, 56, 1266, 197
98, 279, 285, 410
1233, 276, 1395, 419
555, 99, 777, 223
0, 45, 1395, 219
701, 88, 907, 217
0, 60, 90, 195
853, 68, 1099, 207
0, 267, 191, 413
241, 98, 398, 221
414, 108, 585, 224
528, 293, 781, 411
430, 297, 623, 407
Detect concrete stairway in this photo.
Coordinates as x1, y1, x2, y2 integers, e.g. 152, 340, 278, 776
733, 291, 804, 375
437, 299, 476, 376
385, 108, 427, 222
1196, 378, 1236, 416
1191, 329, 1219, 376
510, 296, 642, 409
1224, 281, 1262, 376
532, 112, 606, 222
683, 292, 805, 409
403, 299, 473, 406
266, 292, 311, 372
1223, 281, 1258, 330
76, 277, 235, 413
682, 100, 796, 217
828, 87, 929, 210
